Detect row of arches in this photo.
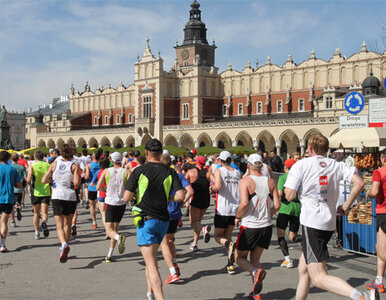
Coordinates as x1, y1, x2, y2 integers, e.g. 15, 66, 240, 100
38, 136, 137, 149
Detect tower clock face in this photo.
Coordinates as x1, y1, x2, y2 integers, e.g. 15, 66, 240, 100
181, 49, 189, 60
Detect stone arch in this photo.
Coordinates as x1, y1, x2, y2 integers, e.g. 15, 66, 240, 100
38, 139, 46, 147
67, 138, 76, 147
257, 130, 275, 152
235, 131, 253, 148
57, 138, 65, 149
88, 137, 98, 148
303, 128, 322, 141
197, 133, 212, 148
47, 139, 55, 149
112, 136, 124, 149
77, 137, 87, 149
100, 136, 111, 147
279, 129, 300, 159
141, 134, 151, 146
180, 133, 195, 150
215, 132, 232, 149
164, 134, 178, 147
330, 128, 339, 137
125, 136, 135, 148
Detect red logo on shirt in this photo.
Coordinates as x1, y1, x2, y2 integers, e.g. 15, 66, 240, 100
319, 176, 328, 185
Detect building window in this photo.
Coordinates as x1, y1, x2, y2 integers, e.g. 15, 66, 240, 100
182, 103, 189, 120
222, 105, 227, 117
128, 113, 132, 124
94, 117, 98, 125
326, 96, 333, 109
105, 116, 108, 125
116, 115, 120, 124
277, 100, 282, 113
238, 103, 243, 115
142, 96, 152, 118
298, 98, 304, 111
256, 102, 262, 114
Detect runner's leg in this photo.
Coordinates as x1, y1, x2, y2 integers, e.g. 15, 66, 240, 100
295, 253, 310, 300
141, 244, 164, 300
33, 204, 41, 232
190, 206, 204, 244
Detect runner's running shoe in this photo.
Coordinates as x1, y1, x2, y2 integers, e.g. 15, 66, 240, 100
118, 234, 126, 254
71, 224, 77, 237
367, 281, 385, 293
227, 265, 236, 275
91, 224, 97, 229
41, 221, 49, 237
190, 243, 198, 252
0, 246, 9, 253
174, 263, 181, 276
202, 225, 211, 243
16, 207, 22, 221
11, 222, 16, 228
280, 259, 294, 268
59, 245, 70, 263
178, 219, 183, 227
252, 269, 266, 295
361, 289, 380, 300
228, 241, 235, 265
105, 256, 112, 263
165, 273, 180, 284
34, 232, 40, 240
248, 292, 262, 299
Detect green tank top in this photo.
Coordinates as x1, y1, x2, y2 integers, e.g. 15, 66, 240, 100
33, 161, 51, 197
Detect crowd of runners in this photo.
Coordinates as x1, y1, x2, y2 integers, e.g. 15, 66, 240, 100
0, 133, 384, 300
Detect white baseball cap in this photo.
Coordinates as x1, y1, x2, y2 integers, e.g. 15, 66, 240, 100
170, 155, 176, 161
110, 152, 122, 163
162, 149, 170, 155
248, 154, 263, 165
218, 151, 231, 161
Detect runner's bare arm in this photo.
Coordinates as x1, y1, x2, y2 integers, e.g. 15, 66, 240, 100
72, 164, 81, 188
26, 165, 33, 184
174, 188, 185, 202
366, 181, 380, 198
183, 184, 194, 203
340, 173, 364, 214
96, 169, 107, 191
84, 164, 90, 180
123, 190, 133, 204
284, 187, 296, 202
211, 168, 222, 193
41, 162, 55, 184
268, 177, 280, 214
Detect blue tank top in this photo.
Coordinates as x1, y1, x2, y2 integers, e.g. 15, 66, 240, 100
88, 162, 101, 192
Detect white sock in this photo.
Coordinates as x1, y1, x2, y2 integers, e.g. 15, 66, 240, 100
285, 255, 291, 262
146, 292, 153, 298
252, 268, 258, 277
1, 238, 5, 247
92, 221, 97, 225
35, 230, 39, 235
107, 247, 114, 258
61, 243, 67, 248
172, 258, 177, 264
114, 234, 120, 241
169, 266, 176, 275
375, 276, 383, 285
350, 289, 362, 300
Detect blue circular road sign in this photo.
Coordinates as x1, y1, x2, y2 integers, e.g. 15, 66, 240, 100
384, 78, 386, 90
344, 92, 365, 115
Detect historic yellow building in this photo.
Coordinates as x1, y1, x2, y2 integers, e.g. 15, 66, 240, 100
28, 1, 386, 157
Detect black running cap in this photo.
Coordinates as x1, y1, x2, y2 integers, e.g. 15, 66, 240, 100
133, 150, 140, 157
145, 139, 163, 153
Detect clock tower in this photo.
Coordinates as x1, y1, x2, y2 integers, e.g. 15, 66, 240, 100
175, 0, 216, 67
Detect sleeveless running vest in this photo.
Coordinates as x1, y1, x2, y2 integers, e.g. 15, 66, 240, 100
105, 167, 127, 206
88, 162, 100, 191
241, 175, 272, 229
52, 158, 76, 201
215, 166, 240, 216
33, 161, 51, 197
190, 167, 210, 208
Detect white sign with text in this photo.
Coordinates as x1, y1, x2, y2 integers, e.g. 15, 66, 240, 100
339, 115, 368, 129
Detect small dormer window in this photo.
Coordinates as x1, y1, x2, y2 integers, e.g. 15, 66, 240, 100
326, 96, 333, 109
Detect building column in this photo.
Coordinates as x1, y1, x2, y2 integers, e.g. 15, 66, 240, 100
232, 139, 237, 147
299, 139, 306, 156
253, 139, 259, 151
275, 139, 281, 156
194, 139, 199, 148
212, 139, 217, 147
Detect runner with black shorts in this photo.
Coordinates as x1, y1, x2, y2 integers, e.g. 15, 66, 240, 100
26, 151, 51, 239
85, 151, 101, 228
42, 144, 80, 263
97, 152, 127, 262
235, 154, 280, 299
285, 134, 377, 300
185, 156, 211, 251
10, 153, 26, 227
211, 151, 241, 274
276, 158, 302, 268
160, 154, 193, 284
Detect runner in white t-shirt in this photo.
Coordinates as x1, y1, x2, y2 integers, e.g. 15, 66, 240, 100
211, 151, 241, 275
284, 134, 377, 300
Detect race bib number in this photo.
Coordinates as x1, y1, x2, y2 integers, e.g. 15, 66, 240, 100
319, 176, 328, 186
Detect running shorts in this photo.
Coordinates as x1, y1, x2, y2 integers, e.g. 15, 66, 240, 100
52, 200, 77, 216
190, 197, 210, 210
88, 191, 97, 201
80, 178, 86, 185
0, 204, 13, 214
276, 213, 300, 233
236, 225, 272, 251
97, 197, 105, 203
14, 193, 22, 205
105, 204, 126, 223
137, 219, 169, 246
376, 213, 386, 233
31, 196, 51, 206
167, 220, 179, 234
22, 180, 26, 189
302, 225, 334, 264
214, 214, 235, 229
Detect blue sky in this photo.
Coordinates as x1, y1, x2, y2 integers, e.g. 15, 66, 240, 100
0, 0, 385, 111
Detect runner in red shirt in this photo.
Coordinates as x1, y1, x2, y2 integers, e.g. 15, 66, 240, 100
17, 153, 28, 207
366, 148, 386, 294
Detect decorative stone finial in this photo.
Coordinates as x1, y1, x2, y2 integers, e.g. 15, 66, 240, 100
176, 39, 179, 47
70, 83, 74, 95
108, 83, 111, 89
246, 60, 251, 68
137, 54, 140, 62
146, 36, 150, 46
369, 62, 374, 76
256, 60, 259, 68
334, 48, 341, 56
266, 56, 271, 65
227, 62, 232, 70
310, 49, 316, 59
158, 50, 161, 58
361, 41, 367, 52
212, 39, 216, 47
287, 54, 293, 63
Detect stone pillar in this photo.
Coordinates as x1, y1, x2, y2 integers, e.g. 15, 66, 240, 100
299, 139, 305, 156
253, 139, 258, 151
232, 139, 237, 147
275, 139, 281, 156
212, 139, 216, 147
194, 139, 199, 148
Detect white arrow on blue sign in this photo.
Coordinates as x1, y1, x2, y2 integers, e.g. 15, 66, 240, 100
344, 92, 365, 115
